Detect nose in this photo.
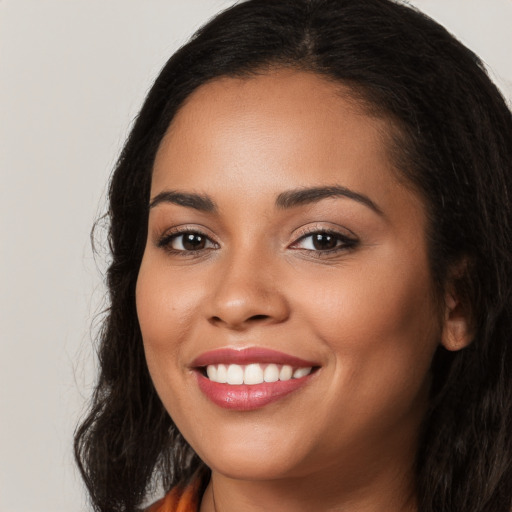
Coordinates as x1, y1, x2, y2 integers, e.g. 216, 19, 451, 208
206, 249, 290, 331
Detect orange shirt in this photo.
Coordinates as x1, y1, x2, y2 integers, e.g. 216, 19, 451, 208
146, 476, 203, 512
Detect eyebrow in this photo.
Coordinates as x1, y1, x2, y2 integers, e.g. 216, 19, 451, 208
276, 185, 383, 215
149, 190, 217, 212
149, 185, 383, 215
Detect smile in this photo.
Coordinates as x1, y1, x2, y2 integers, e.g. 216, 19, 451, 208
191, 348, 320, 410
205, 363, 313, 385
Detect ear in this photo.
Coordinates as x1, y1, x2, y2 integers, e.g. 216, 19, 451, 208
440, 269, 473, 352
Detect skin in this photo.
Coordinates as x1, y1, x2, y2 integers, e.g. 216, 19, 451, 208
136, 70, 470, 512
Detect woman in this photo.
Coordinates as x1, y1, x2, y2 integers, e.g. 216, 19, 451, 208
74, 0, 512, 511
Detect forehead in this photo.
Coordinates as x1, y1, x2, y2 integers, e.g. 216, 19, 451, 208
151, 70, 410, 215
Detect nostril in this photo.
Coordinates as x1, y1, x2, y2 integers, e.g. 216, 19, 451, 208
248, 314, 271, 322
209, 313, 272, 328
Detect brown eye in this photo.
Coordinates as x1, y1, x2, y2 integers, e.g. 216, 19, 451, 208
292, 230, 358, 253
165, 231, 216, 252
311, 233, 338, 251
180, 233, 206, 250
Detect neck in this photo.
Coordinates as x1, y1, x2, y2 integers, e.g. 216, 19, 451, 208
200, 449, 418, 512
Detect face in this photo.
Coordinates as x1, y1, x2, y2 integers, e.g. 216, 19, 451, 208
136, 70, 444, 483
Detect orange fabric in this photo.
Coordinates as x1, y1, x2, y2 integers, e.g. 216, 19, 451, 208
146, 478, 202, 512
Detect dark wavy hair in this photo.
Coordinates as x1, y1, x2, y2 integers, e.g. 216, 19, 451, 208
74, 0, 512, 511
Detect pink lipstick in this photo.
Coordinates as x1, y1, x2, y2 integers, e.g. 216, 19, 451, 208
191, 348, 319, 411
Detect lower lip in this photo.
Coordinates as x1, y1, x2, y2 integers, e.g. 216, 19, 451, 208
195, 372, 315, 411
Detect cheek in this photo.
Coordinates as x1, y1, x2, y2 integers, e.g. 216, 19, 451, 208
300, 244, 439, 344
135, 257, 208, 433
136, 254, 203, 336
292, 252, 440, 404
293, 269, 439, 453
135, 257, 198, 380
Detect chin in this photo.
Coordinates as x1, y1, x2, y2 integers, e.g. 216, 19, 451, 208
189, 425, 312, 481
205, 451, 303, 481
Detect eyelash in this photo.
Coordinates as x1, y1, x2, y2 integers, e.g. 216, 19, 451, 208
291, 228, 359, 256
156, 227, 358, 257
157, 227, 218, 255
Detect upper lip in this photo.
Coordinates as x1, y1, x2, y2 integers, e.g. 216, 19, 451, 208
190, 347, 320, 368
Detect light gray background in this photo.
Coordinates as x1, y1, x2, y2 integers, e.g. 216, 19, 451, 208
1, 1, 510, 511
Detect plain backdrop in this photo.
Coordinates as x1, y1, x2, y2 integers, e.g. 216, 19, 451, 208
1, 1, 511, 511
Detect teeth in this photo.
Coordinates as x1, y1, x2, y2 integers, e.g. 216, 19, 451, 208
204, 363, 313, 385
264, 364, 279, 382
279, 365, 293, 381
216, 364, 227, 383
206, 365, 217, 381
226, 364, 244, 385
292, 367, 312, 379
244, 363, 264, 385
